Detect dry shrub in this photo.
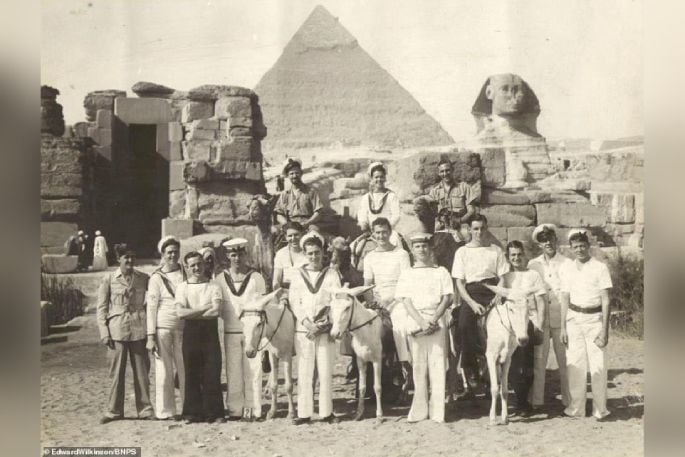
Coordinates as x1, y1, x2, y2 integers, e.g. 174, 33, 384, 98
40, 271, 85, 327
607, 251, 644, 338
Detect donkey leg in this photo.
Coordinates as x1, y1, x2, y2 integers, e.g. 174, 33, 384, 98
501, 358, 512, 425
486, 355, 499, 425
354, 357, 367, 421
284, 357, 295, 420
266, 354, 279, 420
372, 360, 384, 421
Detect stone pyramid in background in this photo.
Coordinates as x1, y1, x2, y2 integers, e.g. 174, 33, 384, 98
255, 5, 454, 157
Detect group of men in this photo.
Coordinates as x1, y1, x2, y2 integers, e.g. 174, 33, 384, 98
65, 229, 109, 271
96, 157, 614, 425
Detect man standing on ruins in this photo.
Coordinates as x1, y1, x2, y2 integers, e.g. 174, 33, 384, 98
425, 159, 476, 231
97, 244, 154, 424
274, 158, 323, 231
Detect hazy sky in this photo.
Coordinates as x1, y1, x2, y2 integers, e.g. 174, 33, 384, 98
42, 0, 642, 141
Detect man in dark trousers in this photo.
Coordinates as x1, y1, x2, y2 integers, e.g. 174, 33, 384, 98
175, 251, 225, 423
96, 244, 154, 423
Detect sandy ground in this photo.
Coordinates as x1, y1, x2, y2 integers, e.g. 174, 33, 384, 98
41, 312, 643, 457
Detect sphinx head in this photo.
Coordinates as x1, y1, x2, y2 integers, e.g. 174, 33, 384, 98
486, 74, 527, 116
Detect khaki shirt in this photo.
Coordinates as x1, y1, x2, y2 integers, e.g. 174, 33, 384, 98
427, 181, 475, 214
96, 269, 149, 341
274, 184, 323, 222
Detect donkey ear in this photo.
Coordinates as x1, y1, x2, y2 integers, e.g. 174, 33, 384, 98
348, 284, 375, 297
255, 288, 282, 309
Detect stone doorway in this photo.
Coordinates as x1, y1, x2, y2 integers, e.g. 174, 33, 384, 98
121, 124, 169, 257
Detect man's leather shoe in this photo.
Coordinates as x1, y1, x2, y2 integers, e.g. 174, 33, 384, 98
99, 416, 120, 424
292, 417, 311, 425
321, 414, 340, 424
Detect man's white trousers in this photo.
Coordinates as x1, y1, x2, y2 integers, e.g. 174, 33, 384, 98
530, 325, 570, 407
407, 327, 446, 423
224, 333, 263, 418
563, 312, 610, 418
295, 332, 334, 419
154, 328, 185, 419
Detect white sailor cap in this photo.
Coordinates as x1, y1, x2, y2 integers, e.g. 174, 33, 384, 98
95, 230, 102, 236
532, 223, 557, 243
567, 228, 590, 243
409, 232, 433, 244
222, 238, 248, 252
198, 246, 216, 258
367, 161, 386, 176
77, 230, 84, 236
157, 235, 180, 254
282, 158, 302, 175
300, 231, 325, 250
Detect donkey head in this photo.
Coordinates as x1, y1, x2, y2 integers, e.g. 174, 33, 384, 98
240, 288, 282, 358
328, 284, 375, 339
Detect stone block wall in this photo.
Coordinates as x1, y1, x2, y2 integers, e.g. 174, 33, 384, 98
40, 134, 95, 253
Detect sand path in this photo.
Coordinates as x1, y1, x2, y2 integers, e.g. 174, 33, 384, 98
41, 312, 643, 457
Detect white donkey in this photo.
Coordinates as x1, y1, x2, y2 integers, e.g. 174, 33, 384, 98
329, 284, 384, 422
239, 288, 296, 420
483, 284, 534, 425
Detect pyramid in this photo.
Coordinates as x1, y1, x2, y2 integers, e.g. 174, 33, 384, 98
255, 5, 454, 155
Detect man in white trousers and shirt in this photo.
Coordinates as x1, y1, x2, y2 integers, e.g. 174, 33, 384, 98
396, 233, 453, 423
219, 238, 268, 420
146, 236, 186, 419
288, 233, 341, 425
527, 224, 571, 409
559, 230, 612, 420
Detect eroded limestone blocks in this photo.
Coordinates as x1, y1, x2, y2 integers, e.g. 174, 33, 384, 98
41, 85, 65, 137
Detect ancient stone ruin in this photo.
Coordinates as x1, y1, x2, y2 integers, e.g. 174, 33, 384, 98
41, 81, 269, 265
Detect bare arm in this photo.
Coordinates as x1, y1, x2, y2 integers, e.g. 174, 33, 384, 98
461, 203, 475, 224
534, 294, 548, 330
304, 210, 322, 227
595, 289, 610, 348
559, 291, 570, 345
272, 267, 284, 290
177, 305, 212, 319
402, 298, 431, 332
430, 293, 453, 325
363, 277, 375, 305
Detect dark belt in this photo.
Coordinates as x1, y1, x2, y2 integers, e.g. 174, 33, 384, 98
569, 303, 602, 314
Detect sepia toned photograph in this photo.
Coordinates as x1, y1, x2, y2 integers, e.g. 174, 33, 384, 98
40, 1, 644, 455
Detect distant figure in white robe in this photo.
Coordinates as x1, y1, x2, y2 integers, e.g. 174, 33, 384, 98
92, 230, 109, 271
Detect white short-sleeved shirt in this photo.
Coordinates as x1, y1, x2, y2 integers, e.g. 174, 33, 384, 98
528, 253, 572, 327
218, 270, 267, 332
357, 190, 401, 229
559, 257, 612, 309
273, 246, 308, 286
175, 281, 223, 314
501, 269, 547, 327
146, 269, 185, 332
395, 266, 453, 329
451, 244, 510, 282
288, 267, 341, 331
363, 249, 411, 304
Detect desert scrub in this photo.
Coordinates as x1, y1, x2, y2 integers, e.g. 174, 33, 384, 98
607, 251, 644, 338
41, 271, 85, 326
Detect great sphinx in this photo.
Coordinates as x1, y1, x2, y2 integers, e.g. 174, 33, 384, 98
472, 73, 541, 140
